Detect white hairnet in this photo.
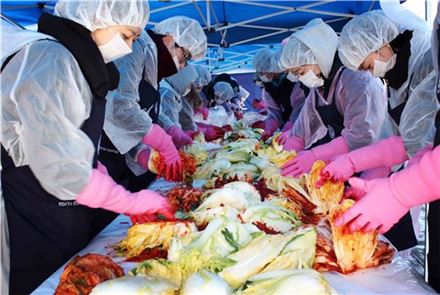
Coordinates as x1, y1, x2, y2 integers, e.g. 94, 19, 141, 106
338, 10, 399, 71
280, 18, 338, 78
153, 16, 207, 60
193, 64, 211, 88
166, 64, 197, 96
54, 0, 150, 31
253, 48, 282, 73
280, 38, 316, 70
213, 82, 234, 104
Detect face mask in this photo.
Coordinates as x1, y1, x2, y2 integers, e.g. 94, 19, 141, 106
286, 72, 299, 82
373, 53, 397, 77
298, 70, 324, 88
98, 31, 132, 64
260, 75, 271, 83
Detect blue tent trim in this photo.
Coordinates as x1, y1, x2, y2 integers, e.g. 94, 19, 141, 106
1, 1, 392, 73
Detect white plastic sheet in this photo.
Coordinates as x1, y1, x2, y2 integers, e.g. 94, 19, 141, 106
194, 106, 236, 127
32, 162, 435, 294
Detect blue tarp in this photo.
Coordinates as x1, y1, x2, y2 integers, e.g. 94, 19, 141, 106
1, 1, 388, 72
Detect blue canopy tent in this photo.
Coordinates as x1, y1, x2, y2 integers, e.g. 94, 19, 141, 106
1, 0, 388, 74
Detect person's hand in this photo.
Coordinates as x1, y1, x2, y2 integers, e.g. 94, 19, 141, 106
76, 169, 176, 218
204, 125, 225, 141
167, 126, 193, 149
276, 130, 291, 145
261, 119, 279, 141
281, 150, 315, 177
251, 120, 265, 129
142, 124, 183, 181
282, 136, 304, 152
320, 153, 355, 183
335, 177, 408, 233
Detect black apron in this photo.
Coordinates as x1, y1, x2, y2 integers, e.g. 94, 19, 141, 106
425, 28, 440, 292
385, 30, 413, 126
380, 31, 419, 251
263, 76, 295, 125
310, 67, 345, 148
1, 13, 118, 294
99, 74, 160, 193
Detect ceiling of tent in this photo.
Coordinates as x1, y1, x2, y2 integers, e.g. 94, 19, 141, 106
1, 0, 386, 74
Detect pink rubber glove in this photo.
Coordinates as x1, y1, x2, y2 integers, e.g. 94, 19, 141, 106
142, 124, 183, 181
136, 148, 151, 170
281, 121, 294, 133
359, 166, 391, 180
407, 144, 433, 167
321, 136, 408, 183
197, 123, 225, 141
261, 118, 279, 142
166, 126, 193, 149
281, 136, 349, 177
282, 136, 304, 152
76, 169, 175, 219
336, 146, 440, 234
184, 130, 196, 140
276, 128, 292, 145
330, 167, 391, 199
281, 150, 316, 177
234, 111, 244, 120
252, 98, 266, 111
251, 120, 265, 129
96, 161, 109, 175
195, 107, 209, 120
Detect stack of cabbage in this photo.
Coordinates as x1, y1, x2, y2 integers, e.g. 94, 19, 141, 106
193, 133, 296, 184
105, 181, 336, 295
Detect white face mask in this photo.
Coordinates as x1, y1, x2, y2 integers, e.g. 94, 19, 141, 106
286, 72, 299, 82
260, 75, 271, 83
298, 70, 324, 88
373, 53, 397, 77
98, 31, 132, 64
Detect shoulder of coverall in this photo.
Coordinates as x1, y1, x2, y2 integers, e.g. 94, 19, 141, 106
337, 68, 384, 97
16, 39, 90, 88
159, 80, 179, 97
411, 44, 435, 86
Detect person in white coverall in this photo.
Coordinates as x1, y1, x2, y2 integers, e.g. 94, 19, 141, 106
0, 1, 175, 293
321, 2, 439, 251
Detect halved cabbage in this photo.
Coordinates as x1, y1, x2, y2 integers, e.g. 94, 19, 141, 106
181, 271, 233, 295
305, 160, 344, 215
240, 202, 301, 233
91, 276, 178, 295
236, 269, 336, 295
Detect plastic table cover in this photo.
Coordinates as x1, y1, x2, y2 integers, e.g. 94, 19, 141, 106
32, 181, 436, 294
